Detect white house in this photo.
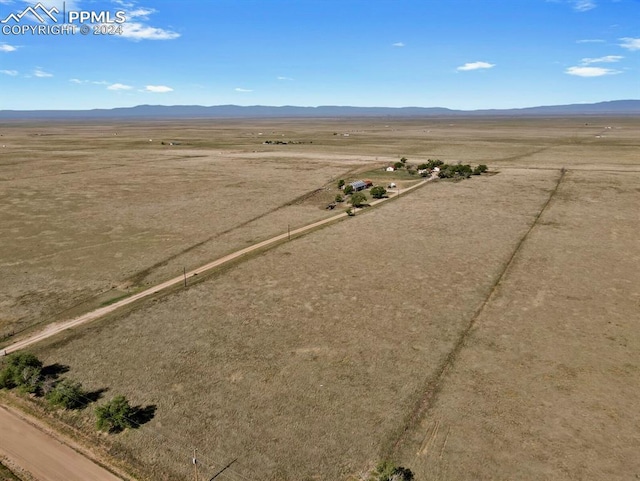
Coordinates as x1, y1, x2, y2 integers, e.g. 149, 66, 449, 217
386, 166, 395, 172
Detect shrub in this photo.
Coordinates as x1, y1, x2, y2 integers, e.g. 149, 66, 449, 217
0, 352, 43, 392
337, 179, 345, 189
46, 378, 86, 410
473, 164, 488, 175
370, 186, 387, 199
95, 395, 135, 433
335, 194, 344, 203
370, 461, 414, 481
344, 184, 354, 195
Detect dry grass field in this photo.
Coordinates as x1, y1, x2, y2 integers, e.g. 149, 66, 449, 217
397, 169, 640, 480
1, 116, 639, 480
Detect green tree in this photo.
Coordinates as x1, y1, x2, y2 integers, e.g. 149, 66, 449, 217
370, 186, 387, 199
343, 184, 354, 195
337, 179, 345, 189
46, 379, 86, 410
95, 395, 135, 433
370, 461, 414, 481
427, 159, 444, 169
0, 352, 43, 392
349, 192, 367, 207
473, 164, 488, 175
393, 161, 404, 170
400, 157, 408, 164
335, 193, 344, 203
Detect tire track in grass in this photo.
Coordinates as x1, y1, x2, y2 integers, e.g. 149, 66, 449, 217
387, 167, 567, 459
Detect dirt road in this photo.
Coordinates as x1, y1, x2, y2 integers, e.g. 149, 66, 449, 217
2, 177, 430, 356
0, 405, 123, 481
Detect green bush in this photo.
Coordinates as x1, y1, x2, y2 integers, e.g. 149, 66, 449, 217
335, 193, 344, 203
370, 461, 414, 481
344, 184, 354, 195
337, 179, 345, 189
370, 186, 387, 199
0, 352, 43, 393
95, 395, 135, 433
473, 164, 488, 175
46, 379, 86, 410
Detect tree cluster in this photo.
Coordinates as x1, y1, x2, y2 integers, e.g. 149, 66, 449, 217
0, 352, 146, 433
417, 159, 444, 171
414, 158, 489, 179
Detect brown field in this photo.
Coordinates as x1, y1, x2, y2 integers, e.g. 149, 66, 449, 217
1, 117, 639, 480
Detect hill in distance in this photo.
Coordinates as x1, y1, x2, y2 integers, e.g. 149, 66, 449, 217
0, 99, 639, 120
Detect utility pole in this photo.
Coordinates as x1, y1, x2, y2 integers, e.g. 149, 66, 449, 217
193, 448, 199, 481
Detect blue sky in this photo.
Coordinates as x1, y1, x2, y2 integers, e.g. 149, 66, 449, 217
0, 0, 638, 110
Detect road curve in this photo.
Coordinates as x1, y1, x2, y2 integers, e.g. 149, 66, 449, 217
2, 177, 432, 356
0, 405, 123, 481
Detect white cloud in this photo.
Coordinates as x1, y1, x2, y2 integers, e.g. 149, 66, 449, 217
113, 0, 135, 7
392, 42, 405, 47
119, 22, 180, 40
581, 55, 623, 64
107, 83, 133, 90
0, 70, 18, 76
565, 66, 621, 77
573, 0, 596, 11
457, 61, 495, 71
127, 7, 155, 19
619, 37, 640, 51
33, 68, 53, 78
144, 85, 173, 93
109, 2, 179, 40
277, 76, 294, 81
235, 88, 253, 93
0, 44, 18, 52
576, 39, 604, 43
72, 78, 111, 85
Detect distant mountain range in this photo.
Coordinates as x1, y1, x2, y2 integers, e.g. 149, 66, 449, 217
1, 100, 639, 120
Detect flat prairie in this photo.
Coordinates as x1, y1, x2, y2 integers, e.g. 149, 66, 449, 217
2, 116, 639, 480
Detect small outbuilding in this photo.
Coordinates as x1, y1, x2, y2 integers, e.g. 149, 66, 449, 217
349, 180, 367, 192
386, 166, 395, 172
